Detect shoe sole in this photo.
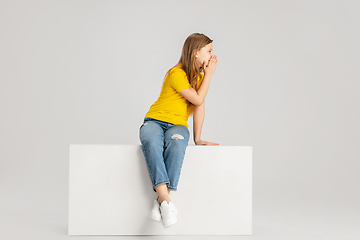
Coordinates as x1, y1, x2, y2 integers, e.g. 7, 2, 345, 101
163, 216, 177, 228
149, 212, 161, 222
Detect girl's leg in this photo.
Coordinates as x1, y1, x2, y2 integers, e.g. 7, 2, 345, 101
156, 184, 171, 204
156, 188, 171, 198
163, 125, 190, 192
139, 121, 170, 194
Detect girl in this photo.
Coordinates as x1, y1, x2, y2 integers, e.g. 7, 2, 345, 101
139, 33, 218, 228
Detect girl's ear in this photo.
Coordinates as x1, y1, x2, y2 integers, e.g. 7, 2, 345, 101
193, 49, 199, 58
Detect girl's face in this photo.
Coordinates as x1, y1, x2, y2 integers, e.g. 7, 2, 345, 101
194, 43, 213, 68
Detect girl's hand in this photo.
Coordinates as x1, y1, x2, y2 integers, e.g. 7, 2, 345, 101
195, 139, 219, 146
203, 55, 217, 76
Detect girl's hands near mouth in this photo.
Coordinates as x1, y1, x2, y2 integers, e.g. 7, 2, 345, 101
203, 55, 217, 76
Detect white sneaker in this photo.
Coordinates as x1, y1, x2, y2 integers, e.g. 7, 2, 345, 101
149, 198, 161, 222
160, 200, 178, 228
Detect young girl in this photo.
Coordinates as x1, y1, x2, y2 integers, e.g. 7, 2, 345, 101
139, 33, 218, 228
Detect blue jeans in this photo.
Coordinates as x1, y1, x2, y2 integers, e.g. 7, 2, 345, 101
139, 118, 190, 192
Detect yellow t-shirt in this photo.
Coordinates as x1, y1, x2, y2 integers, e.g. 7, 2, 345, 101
144, 64, 204, 128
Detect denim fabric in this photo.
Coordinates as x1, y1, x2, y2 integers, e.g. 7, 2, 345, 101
139, 118, 190, 192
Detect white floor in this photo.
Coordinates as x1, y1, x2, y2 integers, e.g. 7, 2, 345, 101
1, 188, 359, 240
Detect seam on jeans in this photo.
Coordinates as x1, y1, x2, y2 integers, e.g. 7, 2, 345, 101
174, 156, 184, 190
141, 143, 155, 185
176, 147, 187, 190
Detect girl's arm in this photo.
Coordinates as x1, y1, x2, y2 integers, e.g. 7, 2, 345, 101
180, 55, 217, 106
193, 101, 219, 145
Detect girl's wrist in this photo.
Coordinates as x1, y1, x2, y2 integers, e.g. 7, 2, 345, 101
203, 73, 213, 78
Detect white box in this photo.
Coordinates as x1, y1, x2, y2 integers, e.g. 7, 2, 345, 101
68, 145, 252, 235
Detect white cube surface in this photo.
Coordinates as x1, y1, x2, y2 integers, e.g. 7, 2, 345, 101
68, 145, 252, 235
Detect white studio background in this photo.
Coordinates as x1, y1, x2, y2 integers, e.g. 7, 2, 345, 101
1, 0, 359, 239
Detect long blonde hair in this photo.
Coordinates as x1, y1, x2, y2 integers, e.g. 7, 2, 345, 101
166, 33, 213, 110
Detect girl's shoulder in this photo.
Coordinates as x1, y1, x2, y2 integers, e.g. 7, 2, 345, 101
171, 64, 184, 71
168, 64, 186, 76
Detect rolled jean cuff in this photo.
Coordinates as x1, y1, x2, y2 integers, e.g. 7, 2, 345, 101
153, 180, 170, 192
167, 185, 177, 191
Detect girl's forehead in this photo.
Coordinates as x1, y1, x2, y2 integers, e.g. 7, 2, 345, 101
203, 42, 213, 50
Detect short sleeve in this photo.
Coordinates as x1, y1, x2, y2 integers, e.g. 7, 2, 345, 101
167, 69, 191, 93
196, 73, 204, 90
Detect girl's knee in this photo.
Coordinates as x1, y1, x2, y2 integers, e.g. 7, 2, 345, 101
170, 133, 185, 140
168, 127, 189, 140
